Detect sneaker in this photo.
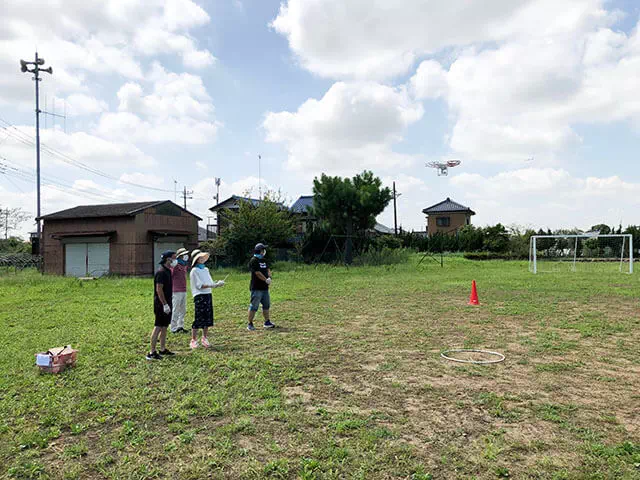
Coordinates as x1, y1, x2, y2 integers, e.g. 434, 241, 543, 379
201, 337, 211, 348
247, 324, 256, 331
190, 339, 199, 349
171, 330, 180, 334
159, 349, 175, 356
263, 321, 276, 329
145, 351, 162, 361
180, 328, 190, 334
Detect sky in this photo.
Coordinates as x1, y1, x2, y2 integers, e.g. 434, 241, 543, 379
1, 0, 640, 238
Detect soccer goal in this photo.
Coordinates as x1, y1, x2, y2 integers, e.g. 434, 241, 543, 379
529, 234, 633, 274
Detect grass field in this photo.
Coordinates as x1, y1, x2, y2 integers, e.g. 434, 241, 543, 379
1, 257, 639, 479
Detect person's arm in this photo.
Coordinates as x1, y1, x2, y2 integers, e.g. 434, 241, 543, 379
255, 271, 268, 282
156, 283, 168, 305
267, 268, 272, 278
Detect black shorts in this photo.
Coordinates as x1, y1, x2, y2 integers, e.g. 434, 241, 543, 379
154, 311, 171, 327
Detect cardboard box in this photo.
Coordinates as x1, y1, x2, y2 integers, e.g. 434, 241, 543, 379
35, 346, 78, 374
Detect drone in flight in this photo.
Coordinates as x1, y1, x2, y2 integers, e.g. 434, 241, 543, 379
426, 159, 461, 176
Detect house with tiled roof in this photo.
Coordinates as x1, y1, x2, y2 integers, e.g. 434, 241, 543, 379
209, 195, 287, 236
291, 195, 393, 236
422, 197, 475, 236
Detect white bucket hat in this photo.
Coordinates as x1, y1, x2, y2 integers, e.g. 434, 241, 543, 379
190, 249, 201, 259
192, 251, 210, 267
176, 248, 189, 257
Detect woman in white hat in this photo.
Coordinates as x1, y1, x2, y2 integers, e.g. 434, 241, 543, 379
189, 251, 225, 349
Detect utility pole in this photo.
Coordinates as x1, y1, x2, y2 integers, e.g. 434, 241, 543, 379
213, 177, 221, 237
182, 186, 193, 210
174, 179, 178, 203
4, 209, 8, 240
20, 52, 52, 245
214, 177, 221, 205
393, 182, 401, 236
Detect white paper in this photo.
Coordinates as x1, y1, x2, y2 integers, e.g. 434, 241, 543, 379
36, 354, 52, 367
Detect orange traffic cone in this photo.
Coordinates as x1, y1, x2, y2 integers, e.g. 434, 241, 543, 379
468, 280, 480, 305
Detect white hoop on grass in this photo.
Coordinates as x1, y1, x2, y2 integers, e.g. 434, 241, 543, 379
441, 349, 505, 364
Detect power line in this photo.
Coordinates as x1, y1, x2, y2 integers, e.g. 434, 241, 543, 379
0, 156, 129, 203
0, 117, 175, 194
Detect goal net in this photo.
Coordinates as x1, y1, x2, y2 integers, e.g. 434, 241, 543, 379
529, 234, 634, 274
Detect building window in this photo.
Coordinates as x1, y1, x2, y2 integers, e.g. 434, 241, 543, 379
466, 216, 470, 225
436, 217, 451, 227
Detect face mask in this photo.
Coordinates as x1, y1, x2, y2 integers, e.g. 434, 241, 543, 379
196, 263, 206, 270
255, 253, 263, 259
182, 255, 189, 261
170, 259, 178, 267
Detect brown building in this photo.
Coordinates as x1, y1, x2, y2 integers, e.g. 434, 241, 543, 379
423, 197, 475, 236
39, 201, 200, 277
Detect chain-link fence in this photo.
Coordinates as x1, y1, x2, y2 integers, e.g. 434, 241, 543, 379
0, 253, 43, 274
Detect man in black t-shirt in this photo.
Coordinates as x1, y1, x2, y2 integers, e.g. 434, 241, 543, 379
147, 251, 177, 360
247, 243, 275, 331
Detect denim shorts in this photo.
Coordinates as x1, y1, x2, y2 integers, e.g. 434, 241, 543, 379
249, 290, 270, 311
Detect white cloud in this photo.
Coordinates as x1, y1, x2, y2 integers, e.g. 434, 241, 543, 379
409, 17, 640, 163
272, 0, 608, 79
449, 168, 640, 228
119, 172, 165, 187
382, 174, 428, 194
0, 0, 215, 106
263, 82, 423, 176
195, 161, 207, 170
97, 64, 219, 144
57, 94, 108, 116
0, 126, 155, 170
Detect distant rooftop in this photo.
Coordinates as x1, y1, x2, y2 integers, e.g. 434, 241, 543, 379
422, 197, 475, 215
40, 201, 201, 221
291, 195, 314, 213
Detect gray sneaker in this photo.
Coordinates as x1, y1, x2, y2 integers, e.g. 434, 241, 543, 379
247, 324, 256, 331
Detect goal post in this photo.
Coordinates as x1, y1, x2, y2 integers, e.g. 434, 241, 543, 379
529, 234, 633, 274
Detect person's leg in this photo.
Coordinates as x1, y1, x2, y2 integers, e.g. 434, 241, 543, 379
159, 327, 167, 351
150, 326, 161, 353
170, 294, 179, 333
262, 291, 273, 327
176, 292, 186, 331
248, 291, 259, 328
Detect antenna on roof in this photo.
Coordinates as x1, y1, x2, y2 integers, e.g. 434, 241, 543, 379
258, 154, 262, 199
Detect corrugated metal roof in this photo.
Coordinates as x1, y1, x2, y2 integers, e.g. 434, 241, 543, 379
291, 195, 314, 213
422, 197, 475, 215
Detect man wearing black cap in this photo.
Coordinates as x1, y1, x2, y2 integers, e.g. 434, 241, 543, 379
147, 250, 177, 360
247, 243, 276, 331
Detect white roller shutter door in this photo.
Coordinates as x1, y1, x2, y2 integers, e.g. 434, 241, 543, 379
64, 242, 110, 277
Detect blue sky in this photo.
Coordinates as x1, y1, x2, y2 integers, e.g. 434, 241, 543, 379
1, 0, 640, 237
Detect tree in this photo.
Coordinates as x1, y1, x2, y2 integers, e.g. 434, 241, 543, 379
0, 207, 30, 239
590, 224, 611, 235
312, 171, 392, 264
0, 237, 31, 253
220, 192, 295, 266
482, 224, 510, 252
